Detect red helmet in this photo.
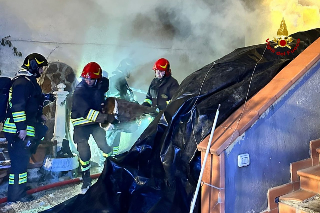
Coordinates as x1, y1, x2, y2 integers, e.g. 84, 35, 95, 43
153, 58, 171, 76
81, 62, 102, 79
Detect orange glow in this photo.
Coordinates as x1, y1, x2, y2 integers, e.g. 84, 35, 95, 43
267, 0, 320, 35
247, 0, 320, 46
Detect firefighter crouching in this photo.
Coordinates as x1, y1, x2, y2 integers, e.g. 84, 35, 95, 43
107, 58, 135, 102
71, 62, 117, 194
106, 58, 136, 156
142, 58, 179, 111
3, 53, 49, 202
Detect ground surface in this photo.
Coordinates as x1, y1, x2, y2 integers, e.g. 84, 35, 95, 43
0, 122, 145, 213
0, 166, 101, 213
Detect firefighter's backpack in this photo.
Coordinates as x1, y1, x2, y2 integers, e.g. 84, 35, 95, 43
0, 77, 12, 123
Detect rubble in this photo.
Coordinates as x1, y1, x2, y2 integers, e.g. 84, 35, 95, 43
0, 167, 101, 213
0, 180, 97, 213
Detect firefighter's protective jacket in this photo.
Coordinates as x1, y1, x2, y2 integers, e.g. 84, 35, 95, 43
71, 77, 109, 126
143, 75, 179, 111
3, 73, 43, 137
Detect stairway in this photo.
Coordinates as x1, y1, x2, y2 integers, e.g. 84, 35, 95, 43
262, 139, 320, 213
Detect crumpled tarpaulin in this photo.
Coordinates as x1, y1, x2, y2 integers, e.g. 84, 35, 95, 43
43, 28, 320, 213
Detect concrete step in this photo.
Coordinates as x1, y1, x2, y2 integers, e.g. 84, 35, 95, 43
298, 165, 320, 193
291, 158, 313, 182
279, 202, 310, 213
280, 189, 317, 202
278, 190, 317, 213
279, 192, 320, 213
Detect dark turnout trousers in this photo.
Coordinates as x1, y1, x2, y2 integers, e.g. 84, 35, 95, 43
73, 124, 112, 171
5, 133, 31, 202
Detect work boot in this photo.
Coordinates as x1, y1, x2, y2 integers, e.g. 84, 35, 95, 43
19, 194, 35, 202
81, 170, 92, 194
7, 182, 28, 202
57, 139, 74, 158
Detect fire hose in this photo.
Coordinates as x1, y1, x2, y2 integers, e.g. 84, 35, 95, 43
0, 173, 101, 204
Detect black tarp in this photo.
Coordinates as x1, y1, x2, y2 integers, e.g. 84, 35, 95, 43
43, 28, 320, 213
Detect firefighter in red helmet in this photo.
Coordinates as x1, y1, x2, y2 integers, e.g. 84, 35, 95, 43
71, 62, 118, 193
142, 58, 179, 111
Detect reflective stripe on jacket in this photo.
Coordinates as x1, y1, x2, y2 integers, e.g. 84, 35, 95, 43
71, 78, 109, 126
3, 74, 42, 135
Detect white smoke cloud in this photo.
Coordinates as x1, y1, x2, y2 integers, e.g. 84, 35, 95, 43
1, 0, 319, 158
0, 0, 319, 101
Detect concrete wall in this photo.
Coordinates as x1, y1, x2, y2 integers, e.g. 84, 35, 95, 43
224, 59, 320, 213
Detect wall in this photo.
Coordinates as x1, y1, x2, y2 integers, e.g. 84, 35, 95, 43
224, 59, 320, 213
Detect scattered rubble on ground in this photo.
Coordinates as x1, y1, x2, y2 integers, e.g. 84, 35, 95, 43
0, 167, 101, 213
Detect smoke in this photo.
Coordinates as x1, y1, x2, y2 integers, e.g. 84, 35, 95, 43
246, 0, 320, 46
1, 0, 319, 161
0, 0, 319, 100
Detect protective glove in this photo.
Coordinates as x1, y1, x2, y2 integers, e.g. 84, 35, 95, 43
112, 115, 120, 124
23, 136, 39, 154
149, 107, 159, 117
97, 113, 119, 124
105, 114, 119, 124
150, 107, 160, 112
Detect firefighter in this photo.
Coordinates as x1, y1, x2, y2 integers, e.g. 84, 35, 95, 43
142, 58, 179, 111
107, 58, 135, 102
106, 58, 136, 156
3, 53, 48, 202
71, 62, 117, 193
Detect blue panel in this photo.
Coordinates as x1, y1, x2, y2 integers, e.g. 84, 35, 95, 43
225, 60, 320, 213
